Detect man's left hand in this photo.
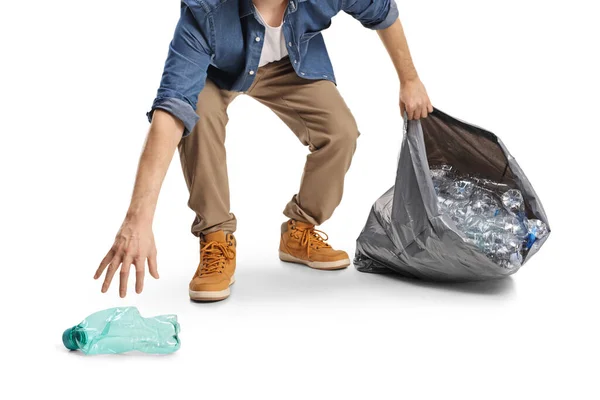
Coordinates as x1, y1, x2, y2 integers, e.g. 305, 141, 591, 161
400, 78, 433, 120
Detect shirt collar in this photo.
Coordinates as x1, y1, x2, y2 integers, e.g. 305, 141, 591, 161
239, 0, 253, 18
239, 0, 306, 19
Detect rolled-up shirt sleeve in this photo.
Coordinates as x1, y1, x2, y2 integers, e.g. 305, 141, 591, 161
342, 0, 399, 30
147, 4, 212, 137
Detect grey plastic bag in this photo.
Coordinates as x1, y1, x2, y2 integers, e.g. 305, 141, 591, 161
354, 109, 550, 282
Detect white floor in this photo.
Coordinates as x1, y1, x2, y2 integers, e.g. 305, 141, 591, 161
8, 222, 598, 399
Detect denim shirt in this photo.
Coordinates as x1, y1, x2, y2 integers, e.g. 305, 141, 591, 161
148, 0, 399, 136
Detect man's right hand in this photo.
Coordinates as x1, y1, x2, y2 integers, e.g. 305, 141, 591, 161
94, 218, 159, 297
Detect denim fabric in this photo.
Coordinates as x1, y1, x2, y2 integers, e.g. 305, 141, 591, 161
147, 0, 398, 136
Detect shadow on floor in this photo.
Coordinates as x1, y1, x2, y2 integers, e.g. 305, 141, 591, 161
192, 259, 517, 304
373, 270, 515, 295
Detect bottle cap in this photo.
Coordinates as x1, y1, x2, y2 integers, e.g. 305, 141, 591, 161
62, 327, 86, 350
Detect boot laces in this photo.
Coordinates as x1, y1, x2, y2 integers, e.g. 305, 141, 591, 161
199, 241, 234, 276
291, 224, 331, 257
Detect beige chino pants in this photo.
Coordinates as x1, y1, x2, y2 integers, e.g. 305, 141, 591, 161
178, 57, 360, 236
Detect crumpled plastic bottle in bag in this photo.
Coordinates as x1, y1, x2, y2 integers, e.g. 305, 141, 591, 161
430, 165, 549, 269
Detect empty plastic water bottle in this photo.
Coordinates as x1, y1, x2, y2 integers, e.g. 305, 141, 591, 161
448, 179, 476, 200
508, 252, 523, 268
62, 307, 180, 355
479, 178, 511, 195
430, 164, 453, 180
491, 215, 528, 237
448, 199, 472, 224
527, 219, 549, 239
525, 219, 549, 249
501, 189, 525, 213
470, 189, 499, 217
462, 215, 492, 233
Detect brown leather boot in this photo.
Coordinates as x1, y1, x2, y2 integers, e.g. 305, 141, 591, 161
279, 219, 350, 270
189, 230, 236, 301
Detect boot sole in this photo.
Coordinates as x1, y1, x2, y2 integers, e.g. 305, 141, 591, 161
279, 251, 350, 270
189, 276, 235, 302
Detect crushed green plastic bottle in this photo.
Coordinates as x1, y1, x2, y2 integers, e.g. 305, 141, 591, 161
62, 307, 180, 355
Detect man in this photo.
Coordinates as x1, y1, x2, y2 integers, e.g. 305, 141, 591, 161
94, 0, 433, 301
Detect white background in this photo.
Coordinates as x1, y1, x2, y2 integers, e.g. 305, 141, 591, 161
1, 1, 599, 399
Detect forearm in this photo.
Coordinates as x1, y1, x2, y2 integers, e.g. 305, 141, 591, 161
126, 110, 184, 224
377, 19, 419, 84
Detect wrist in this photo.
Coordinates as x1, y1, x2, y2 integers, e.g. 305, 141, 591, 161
399, 74, 419, 86
125, 208, 154, 226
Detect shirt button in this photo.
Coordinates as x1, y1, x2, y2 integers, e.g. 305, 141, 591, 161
288, 42, 293, 47
249, 70, 255, 75
294, 60, 298, 64
255, 37, 261, 42
301, 72, 306, 76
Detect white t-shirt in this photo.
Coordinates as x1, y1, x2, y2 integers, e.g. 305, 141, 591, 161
255, 8, 289, 67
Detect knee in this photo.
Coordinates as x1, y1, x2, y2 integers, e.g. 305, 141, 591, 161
324, 112, 359, 151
